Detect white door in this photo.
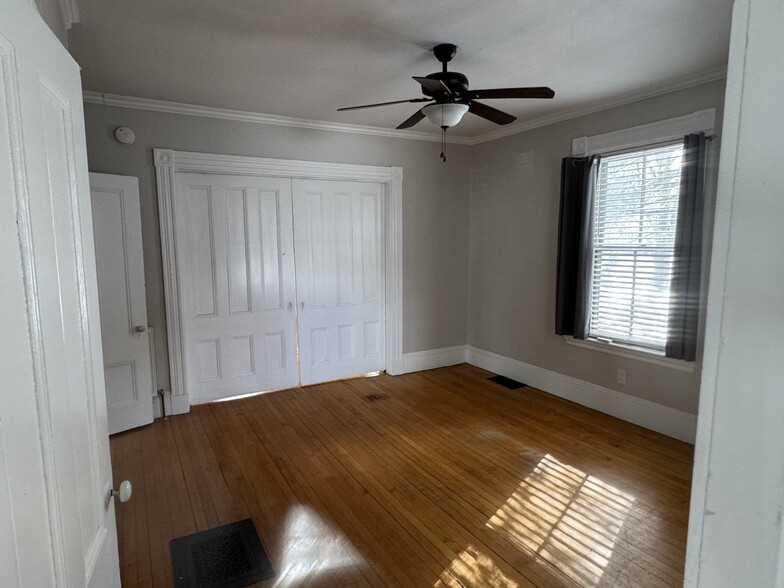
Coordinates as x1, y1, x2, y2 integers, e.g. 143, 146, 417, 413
90, 173, 155, 434
292, 180, 385, 386
0, 0, 120, 586
174, 173, 299, 402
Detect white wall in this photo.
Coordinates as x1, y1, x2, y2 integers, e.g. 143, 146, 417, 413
468, 80, 726, 415
82, 104, 471, 393
685, 0, 784, 585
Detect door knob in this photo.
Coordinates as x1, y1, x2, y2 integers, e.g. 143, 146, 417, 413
110, 480, 133, 503
134, 325, 147, 334
288, 302, 293, 311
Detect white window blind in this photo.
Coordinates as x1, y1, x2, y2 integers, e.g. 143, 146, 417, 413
589, 142, 684, 350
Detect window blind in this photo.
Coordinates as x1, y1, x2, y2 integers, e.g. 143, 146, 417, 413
589, 143, 684, 350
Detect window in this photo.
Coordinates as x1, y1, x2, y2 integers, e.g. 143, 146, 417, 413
587, 142, 684, 351
558, 110, 714, 365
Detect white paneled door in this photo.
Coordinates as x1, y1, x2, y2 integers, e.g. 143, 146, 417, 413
0, 0, 120, 586
293, 180, 385, 386
90, 173, 155, 434
174, 174, 299, 402
171, 173, 386, 400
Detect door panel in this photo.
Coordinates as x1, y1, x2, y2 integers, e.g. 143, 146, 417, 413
175, 174, 298, 402
90, 173, 154, 434
0, 0, 120, 585
0, 36, 56, 588
293, 180, 385, 385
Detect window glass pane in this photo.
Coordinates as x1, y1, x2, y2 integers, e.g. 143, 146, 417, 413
589, 143, 683, 350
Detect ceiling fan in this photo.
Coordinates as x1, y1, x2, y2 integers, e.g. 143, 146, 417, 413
337, 43, 555, 160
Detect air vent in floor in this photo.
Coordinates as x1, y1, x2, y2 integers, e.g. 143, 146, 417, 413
170, 518, 274, 587
488, 375, 526, 390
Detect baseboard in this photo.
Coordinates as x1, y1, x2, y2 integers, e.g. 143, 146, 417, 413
397, 345, 468, 374
145, 346, 695, 441
466, 346, 697, 443
152, 391, 191, 418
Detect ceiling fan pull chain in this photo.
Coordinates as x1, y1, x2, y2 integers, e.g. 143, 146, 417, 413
440, 127, 447, 162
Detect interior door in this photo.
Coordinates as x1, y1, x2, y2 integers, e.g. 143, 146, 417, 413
174, 173, 299, 402
293, 179, 385, 386
0, 0, 120, 586
90, 173, 155, 434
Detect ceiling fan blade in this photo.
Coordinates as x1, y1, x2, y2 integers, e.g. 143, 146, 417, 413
413, 76, 452, 95
337, 97, 430, 112
468, 87, 555, 100
468, 100, 517, 125
396, 109, 426, 130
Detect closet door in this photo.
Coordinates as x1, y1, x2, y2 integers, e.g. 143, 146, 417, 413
174, 174, 298, 402
293, 180, 385, 386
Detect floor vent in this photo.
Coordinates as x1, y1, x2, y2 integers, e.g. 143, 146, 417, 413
488, 375, 526, 390
170, 519, 274, 587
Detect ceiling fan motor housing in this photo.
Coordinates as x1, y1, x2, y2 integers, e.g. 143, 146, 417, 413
420, 71, 469, 99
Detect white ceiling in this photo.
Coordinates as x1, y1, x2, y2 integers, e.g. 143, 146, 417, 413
68, 0, 733, 138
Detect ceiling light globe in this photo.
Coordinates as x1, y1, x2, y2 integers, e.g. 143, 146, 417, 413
422, 103, 469, 128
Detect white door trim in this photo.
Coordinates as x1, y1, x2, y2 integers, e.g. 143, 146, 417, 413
154, 149, 403, 411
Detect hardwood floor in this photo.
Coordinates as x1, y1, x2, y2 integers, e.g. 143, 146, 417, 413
110, 364, 693, 587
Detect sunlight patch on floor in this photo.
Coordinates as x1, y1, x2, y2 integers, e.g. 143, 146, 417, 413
485, 453, 636, 586
435, 544, 520, 588
273, 505, 363, 587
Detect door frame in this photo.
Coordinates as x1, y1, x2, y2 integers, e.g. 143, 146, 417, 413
154, 148, 403, 413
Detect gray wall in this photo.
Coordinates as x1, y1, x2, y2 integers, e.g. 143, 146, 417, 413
83, 79, 724, 414
83, 103, 471, 392
468, 79, 726, 414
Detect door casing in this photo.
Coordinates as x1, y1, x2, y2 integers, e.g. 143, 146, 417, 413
154, 149, 404, 412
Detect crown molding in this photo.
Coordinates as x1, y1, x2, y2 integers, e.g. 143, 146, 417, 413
59, 0, 79, 29
83, 67, 726, 148
82, 91, 473, 145
470, 65, 727, 145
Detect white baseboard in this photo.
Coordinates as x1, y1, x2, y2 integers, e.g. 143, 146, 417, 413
466, 346, 697, 443
152, 391, 190, 419
150, 343, 695, 442
397, 345, 468, 374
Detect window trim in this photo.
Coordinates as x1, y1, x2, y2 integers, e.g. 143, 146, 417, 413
572, 109, 716, 158
563, 336, 696, 372
569, 109, 715, 364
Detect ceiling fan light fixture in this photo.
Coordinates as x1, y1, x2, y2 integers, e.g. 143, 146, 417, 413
422, 103, 469, 129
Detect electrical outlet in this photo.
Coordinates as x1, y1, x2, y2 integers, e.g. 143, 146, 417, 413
617, 369, 627, 385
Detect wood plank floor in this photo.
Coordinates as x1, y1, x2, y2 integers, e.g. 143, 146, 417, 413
110, 364, 693, 588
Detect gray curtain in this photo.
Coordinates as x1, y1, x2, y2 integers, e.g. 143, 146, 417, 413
666, 133, 708, 361
555, 155, 599, 338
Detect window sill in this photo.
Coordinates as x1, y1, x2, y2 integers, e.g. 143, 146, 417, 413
563, 336, 696, 372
